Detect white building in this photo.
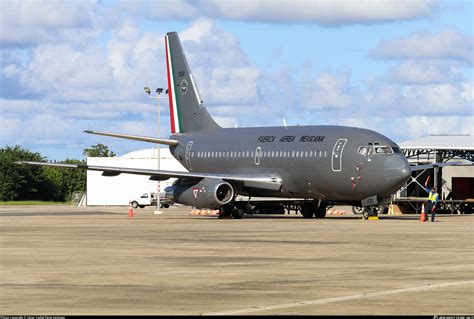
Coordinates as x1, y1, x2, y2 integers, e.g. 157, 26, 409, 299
86, 148, 186, 206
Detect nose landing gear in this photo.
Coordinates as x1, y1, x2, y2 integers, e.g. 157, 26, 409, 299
362, 206, 378, 220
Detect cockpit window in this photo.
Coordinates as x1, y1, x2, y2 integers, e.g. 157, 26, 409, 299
360, 145, 399, 156
375, 146, 393, 154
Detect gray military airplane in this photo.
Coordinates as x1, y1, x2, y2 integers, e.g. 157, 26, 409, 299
18, 32, 462, 219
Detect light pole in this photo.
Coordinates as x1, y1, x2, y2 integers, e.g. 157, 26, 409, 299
144, 87, 166, 215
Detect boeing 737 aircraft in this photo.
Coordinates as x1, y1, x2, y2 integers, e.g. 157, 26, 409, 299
18, 32, 466, 219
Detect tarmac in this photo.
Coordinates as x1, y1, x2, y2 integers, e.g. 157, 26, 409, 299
0, 205, 472, 315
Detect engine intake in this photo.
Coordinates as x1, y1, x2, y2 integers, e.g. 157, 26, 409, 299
165, 178, 234, 209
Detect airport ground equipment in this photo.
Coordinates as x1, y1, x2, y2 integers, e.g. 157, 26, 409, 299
131, 191, 171, 209
394, 135, 473, 215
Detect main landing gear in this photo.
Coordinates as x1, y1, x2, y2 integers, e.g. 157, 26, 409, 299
218, 201, 328, 219
219, 203, 246, 219
300, 201, 327, 219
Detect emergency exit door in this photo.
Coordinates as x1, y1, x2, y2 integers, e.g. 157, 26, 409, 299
332, 138, 347, 172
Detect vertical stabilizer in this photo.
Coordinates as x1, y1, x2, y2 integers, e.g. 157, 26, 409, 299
165, 32, 220, 133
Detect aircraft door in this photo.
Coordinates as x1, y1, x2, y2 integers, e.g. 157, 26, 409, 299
185, 141, 193, 171
332, 138, 347, 172
255, 147, 261, 165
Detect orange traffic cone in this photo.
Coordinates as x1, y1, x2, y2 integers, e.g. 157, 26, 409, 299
128, 200, 134, 218
420, 204, 426, 222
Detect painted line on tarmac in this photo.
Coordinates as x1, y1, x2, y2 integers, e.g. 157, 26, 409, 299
204, 280, 474, 315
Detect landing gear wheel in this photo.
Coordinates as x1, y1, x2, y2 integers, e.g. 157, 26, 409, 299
362, 209, 370, 220
376, 205, 388, 215
219, 204, 245, 219
352, 206, 364, 215
315, 204, 327, 218
362, 207, 378, 220
231, 208, 245, 219
301, 202, 316, 218
219, 205, 232, 218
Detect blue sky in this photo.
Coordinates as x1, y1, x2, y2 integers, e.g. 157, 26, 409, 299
1, 0, 473, 160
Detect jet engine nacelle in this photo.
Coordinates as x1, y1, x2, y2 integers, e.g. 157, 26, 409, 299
164, 178, 234, 209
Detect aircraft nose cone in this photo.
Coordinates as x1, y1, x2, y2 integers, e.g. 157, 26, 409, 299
383, 156, 411, 189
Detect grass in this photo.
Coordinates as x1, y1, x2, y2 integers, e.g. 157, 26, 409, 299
0, 201, 69, 205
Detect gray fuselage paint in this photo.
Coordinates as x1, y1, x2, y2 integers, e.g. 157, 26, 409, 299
169, 125, 411, 202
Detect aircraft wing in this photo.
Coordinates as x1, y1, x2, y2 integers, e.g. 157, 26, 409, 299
16, 161, 282, 190
410, 161, 472, 172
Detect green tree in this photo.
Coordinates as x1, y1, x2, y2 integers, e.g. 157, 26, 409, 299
1, 145, 87, 202
42, 159, 86, 202
83, 143, 116, 157
0, 145, 45, 201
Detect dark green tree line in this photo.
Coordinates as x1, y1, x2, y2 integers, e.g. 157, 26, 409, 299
0, 144, 115, 202
0, 146, 45, 201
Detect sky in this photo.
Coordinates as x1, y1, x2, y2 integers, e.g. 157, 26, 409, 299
1, 0, 473, 160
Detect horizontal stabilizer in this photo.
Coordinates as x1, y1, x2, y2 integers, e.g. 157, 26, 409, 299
84, 130, 179, 146
410, 161, 472, 172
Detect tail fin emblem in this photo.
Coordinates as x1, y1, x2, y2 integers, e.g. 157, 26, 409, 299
180, 79, 188, 95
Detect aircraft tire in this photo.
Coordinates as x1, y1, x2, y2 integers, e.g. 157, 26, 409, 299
315, 205, 327, 218
352, 206, 364, 215
301, 202, 315, 218
362, 207, 377, 220
231, 208, 245, 219
377, 205, 389, 214
362, 208, 370, 220
219, 205, 233, 218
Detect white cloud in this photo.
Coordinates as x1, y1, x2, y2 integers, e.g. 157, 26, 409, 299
302, 71, 352, 110
1, 11, 472, 159
0, 19, 262, 156
372, 29, 474, 65
339, 115, 473, 142
400, 83, 472, 115
178, 19, 262, 106
0, 0, 99, 46
461, 83, 474, 103
2, 23, 166, 102
147, 0, 437, 25
387, 60, 464, 85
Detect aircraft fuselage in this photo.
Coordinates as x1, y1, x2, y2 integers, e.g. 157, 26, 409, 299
170, 125, 411, 203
